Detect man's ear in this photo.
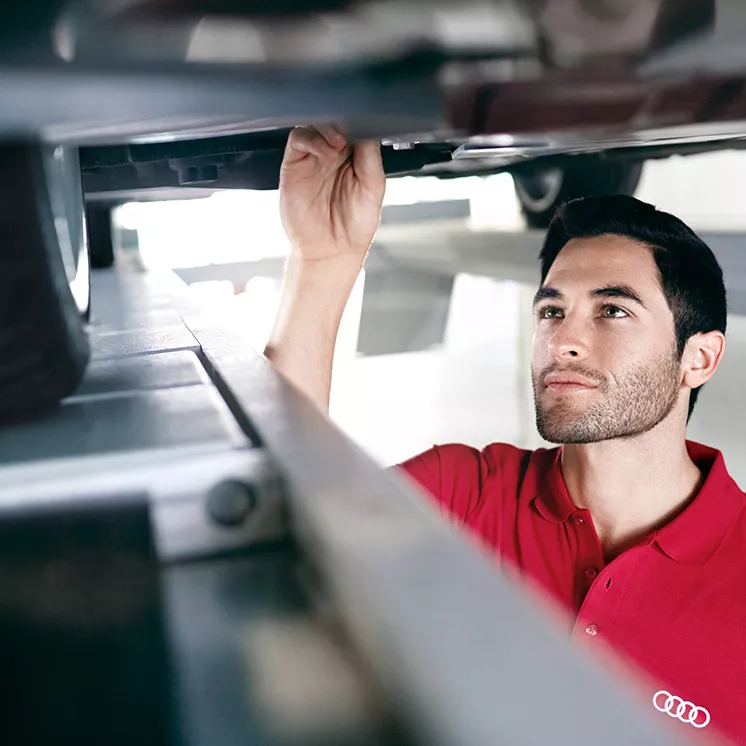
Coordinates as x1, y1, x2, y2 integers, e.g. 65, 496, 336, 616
682, 331, 726, 390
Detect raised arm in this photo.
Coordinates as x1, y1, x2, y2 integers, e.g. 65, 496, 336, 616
264, 126, 385, 411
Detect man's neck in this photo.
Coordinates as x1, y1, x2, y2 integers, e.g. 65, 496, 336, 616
560, 423, 703, 561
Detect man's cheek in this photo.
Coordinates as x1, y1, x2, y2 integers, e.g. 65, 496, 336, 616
531, 338, 549, 367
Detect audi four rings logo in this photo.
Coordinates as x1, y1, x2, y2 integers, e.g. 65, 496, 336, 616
653, 690, 711, 729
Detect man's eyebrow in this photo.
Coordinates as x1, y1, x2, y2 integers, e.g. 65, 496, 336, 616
592, 285, 647, 308
533, 286, 562, 307
532, 284, 647, 309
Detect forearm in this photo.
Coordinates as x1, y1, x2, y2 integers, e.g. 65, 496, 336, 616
264, 254, 363, 412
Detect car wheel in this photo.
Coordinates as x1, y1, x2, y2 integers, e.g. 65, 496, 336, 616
86, 205, 116, 269
513, 158, 644, 229
0, 143, 90, 422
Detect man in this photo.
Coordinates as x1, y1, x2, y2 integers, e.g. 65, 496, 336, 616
265, 126, 746, 745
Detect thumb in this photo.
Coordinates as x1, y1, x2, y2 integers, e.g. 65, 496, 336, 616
284, 126, 341, 166
352, 140, 385, 187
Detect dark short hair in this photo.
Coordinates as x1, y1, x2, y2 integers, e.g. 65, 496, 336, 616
538, 195, 727, 421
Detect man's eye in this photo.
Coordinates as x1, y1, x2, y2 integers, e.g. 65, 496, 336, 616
539, 306, 563, 319
602, 305, 628, 318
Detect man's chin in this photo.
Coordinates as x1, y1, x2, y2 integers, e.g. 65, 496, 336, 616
536, 398, 588, 422
538, 428, 602, 445
535, 404, 601, 444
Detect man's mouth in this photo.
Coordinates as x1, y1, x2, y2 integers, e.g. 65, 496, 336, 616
543, 371, 599, 392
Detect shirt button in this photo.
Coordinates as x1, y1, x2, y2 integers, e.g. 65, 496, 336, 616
584, 567, 598, 580
573, 515, 585, 525
584, 624, 598, 637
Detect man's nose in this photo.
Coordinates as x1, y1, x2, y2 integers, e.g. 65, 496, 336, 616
548, 316, 589, 361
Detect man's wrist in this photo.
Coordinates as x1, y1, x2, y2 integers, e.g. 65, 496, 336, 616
286, 250, 364, 277
288, 246, 364, 263
283, 251, 362, 298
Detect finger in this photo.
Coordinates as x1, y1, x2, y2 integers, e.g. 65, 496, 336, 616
316, 124, 347, 151
284, 126, 340, 163
352, 140, 384, 184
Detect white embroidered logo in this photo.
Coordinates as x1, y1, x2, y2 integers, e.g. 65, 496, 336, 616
653, 690, 711, 729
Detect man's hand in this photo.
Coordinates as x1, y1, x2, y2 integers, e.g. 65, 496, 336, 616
279, 125, 386, 264
268, 125, 384, 411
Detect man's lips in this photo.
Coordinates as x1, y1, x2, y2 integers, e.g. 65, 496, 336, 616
543, 372, 599, 391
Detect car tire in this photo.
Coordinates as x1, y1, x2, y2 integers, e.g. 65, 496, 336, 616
86, 205, 116, 269
0, 143, 90, 422
513, 158, 644, 229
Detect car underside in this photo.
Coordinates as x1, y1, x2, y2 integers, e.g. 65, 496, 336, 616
65, 1, 746, 201
2, 0, 746, 418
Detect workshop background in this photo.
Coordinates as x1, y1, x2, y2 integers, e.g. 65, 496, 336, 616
116, 150, 746, 485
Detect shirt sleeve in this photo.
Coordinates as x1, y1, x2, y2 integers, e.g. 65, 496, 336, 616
398, 443, 485, 524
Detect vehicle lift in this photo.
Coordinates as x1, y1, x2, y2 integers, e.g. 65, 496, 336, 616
0, 265, 692, 746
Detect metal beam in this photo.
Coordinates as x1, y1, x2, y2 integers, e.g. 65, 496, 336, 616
174, 271, 687, 746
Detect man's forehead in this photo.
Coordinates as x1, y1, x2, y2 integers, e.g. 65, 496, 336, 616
545, 235, 660, 287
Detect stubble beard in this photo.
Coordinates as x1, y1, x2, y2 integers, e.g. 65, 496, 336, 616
532, 349, 682, 444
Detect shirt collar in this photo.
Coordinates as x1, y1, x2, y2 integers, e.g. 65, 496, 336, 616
531, 447, 577, 524
655, 442, 744, 565
531, 441, 744, 566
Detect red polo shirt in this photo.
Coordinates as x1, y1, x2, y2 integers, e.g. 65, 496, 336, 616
399, 440, 746, 746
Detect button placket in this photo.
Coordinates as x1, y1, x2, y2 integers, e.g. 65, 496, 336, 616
574, 547, 646, 642
571, 510, 608, 637
572, 510, 604, 605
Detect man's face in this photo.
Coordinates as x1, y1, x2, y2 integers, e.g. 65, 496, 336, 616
531, 235, 683, 444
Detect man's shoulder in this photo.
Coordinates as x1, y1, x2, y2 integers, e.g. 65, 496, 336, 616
434, 441, 559, 476
400, 441, 559, 525
398, 442, 559, 509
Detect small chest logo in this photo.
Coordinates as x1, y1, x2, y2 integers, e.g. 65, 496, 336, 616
653, 690, 710, 729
